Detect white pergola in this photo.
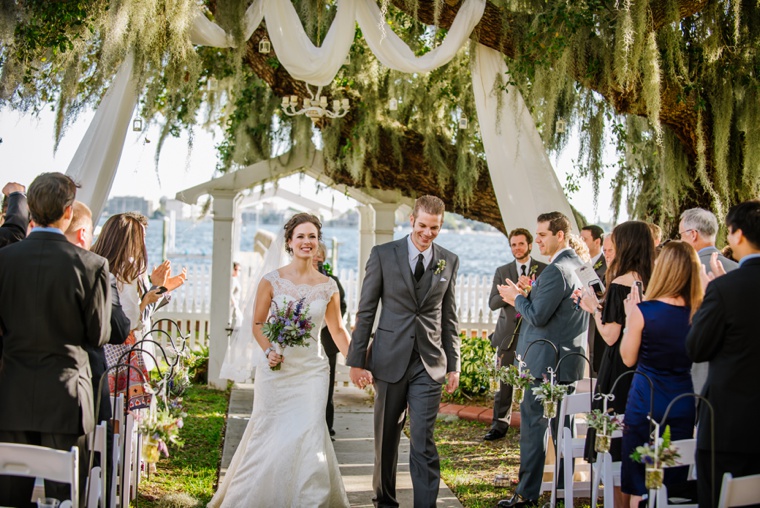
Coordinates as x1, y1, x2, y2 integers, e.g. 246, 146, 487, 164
176, 142, 412, 388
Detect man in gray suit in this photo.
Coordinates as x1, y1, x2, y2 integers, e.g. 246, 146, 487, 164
496, 211, 589, 507
678, 207, 739, 394
347, 195, 461, 508
484, 228, 546, 441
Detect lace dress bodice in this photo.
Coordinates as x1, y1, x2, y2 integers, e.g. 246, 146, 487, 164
264, 270, 338, 337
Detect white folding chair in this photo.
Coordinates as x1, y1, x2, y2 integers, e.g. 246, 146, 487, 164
88, 422, 108, 508
718, 472, 760, 507
119, 410, 138, 508
591, 415, 625, 508
655, 438, 698, 508
85, 466, 102, 508
0, 443, 79, 506
553, 392, 594, 508
110, 432, 121, 508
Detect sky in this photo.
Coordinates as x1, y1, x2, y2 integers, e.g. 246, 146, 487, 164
0, 106, 623, 225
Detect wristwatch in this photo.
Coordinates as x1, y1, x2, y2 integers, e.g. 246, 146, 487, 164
264, 346, 275, 358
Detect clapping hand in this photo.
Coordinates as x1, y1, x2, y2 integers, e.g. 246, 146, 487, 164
497, 279, 523, 306
151, 260, 171, 288
165, 265, 187, 291
517, 274, 534, 291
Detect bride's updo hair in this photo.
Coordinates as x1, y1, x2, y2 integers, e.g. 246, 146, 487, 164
283, 213, 323, 254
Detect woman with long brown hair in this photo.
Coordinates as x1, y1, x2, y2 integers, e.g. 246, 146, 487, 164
575, 220, 655, 507
91, 212, 185, 408
619, 241, 702, 507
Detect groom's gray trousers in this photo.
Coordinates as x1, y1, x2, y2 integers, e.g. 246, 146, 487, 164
373, 352, 442, 508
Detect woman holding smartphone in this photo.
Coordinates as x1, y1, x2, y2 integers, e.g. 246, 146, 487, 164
575, 220, 655, 507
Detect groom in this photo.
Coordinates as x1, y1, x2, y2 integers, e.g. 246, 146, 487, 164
347, 195, 461, 508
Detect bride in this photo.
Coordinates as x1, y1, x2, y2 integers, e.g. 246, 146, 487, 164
209, 213, 361, 508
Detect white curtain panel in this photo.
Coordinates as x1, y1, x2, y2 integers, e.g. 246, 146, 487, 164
189, 0, 264, 47
264, 0, 356, 87
472, 43, 578, 234
65, 53, 139, 218
355, 0, 484, 73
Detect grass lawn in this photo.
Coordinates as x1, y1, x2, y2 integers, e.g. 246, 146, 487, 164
135, 385, 229, 507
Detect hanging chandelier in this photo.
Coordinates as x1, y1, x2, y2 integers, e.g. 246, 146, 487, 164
281, 85, 349, 122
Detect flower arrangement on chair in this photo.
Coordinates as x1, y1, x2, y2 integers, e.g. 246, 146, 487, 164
586, 409, 623, 453
630, 425, 681, 489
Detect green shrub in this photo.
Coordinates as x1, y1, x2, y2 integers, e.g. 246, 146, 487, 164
448, 332, 495, 398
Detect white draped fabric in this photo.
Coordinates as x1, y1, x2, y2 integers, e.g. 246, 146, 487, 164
66, 0, 576, 232
471, 44, 578, 232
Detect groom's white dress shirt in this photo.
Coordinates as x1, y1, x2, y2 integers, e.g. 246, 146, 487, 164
407, 235, 432, 272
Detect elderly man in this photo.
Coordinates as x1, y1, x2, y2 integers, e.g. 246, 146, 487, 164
679, 208, 739, 394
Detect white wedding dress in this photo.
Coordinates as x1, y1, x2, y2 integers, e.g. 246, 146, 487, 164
209, 270, 350, 508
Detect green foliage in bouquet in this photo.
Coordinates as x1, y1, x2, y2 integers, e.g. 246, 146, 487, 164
531, 377, 570, 401
586, 409, 623, 433
500, 364, 535, 390
630, 425, 681, 467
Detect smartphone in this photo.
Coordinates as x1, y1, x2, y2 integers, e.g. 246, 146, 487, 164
589, 279, 605, 299
634, 281, 643, 300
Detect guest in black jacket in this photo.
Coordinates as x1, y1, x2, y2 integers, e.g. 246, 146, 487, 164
686, 200, 760, 508
0, 173, 111, 507
313, 242, 346, 438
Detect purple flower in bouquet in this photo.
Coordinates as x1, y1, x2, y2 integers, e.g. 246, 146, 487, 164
261, 297, 314, 370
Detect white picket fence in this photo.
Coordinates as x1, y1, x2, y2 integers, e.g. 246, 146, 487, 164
152, 265, 499, 351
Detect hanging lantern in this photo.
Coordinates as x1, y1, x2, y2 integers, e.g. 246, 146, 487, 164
132, 118, 143, 132
458, 117, 468, 129
556, 118, 567, 134
344, 53, 351, 66
259, 37, 271, 54
389, 98, 398, 111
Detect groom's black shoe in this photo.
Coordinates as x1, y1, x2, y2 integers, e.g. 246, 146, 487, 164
496, 493, 539, 507
484, 428, 507, 441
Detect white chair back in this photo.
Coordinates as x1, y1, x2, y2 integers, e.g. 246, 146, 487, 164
0, 443, 79, 506
654, 438, 698, 508
718, 472, 760, 507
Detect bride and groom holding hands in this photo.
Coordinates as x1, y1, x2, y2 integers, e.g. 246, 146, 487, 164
210, 195, 462, 508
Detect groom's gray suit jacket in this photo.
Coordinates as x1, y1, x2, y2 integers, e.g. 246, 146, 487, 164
346, 237, 460, 384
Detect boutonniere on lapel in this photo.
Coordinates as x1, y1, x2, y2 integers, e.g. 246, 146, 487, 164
434, 259, 446, 275
528, 264, 538, 277
593, 258, 603, 271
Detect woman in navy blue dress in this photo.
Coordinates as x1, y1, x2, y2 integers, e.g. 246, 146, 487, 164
620, 241, 703, 506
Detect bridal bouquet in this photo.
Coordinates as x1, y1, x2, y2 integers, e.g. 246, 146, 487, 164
261, 297, 314, 371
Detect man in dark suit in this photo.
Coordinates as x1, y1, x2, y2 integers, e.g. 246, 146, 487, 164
347, 195, 460, 508
686, 200, 760, 508
484, 228, 546, 441
497, 212, 589, 507
0, 173, 111, 507
679, 207, 740, 395
0, 181, 29, 249
580, 224, 606, 376
314, 241, 347, 439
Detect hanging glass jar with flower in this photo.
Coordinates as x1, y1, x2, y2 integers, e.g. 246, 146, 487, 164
136, 397, 186, 463
531, 375, 569, 419
501, 364, 535, 405
630, 425, 681, 490
586, 409, 623, 453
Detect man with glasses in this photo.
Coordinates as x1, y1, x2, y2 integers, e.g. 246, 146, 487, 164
678, 208, 739, 395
